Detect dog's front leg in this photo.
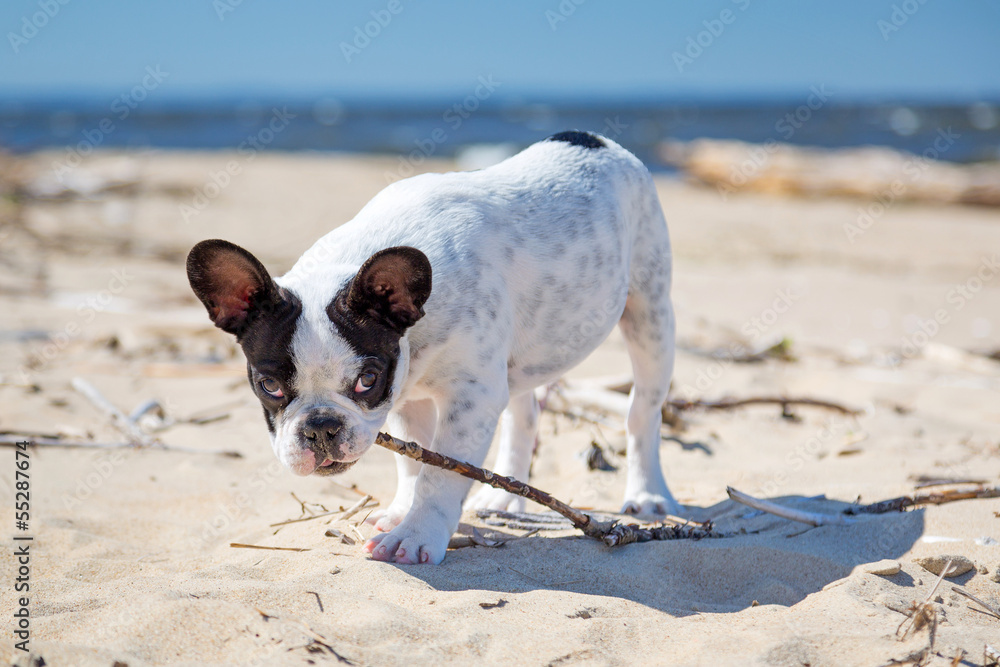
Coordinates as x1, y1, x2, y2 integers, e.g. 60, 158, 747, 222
366, 398, 437, 532
364, 378, 507, 564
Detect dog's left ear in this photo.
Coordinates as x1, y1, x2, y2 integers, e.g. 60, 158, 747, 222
346, 246, 432, 333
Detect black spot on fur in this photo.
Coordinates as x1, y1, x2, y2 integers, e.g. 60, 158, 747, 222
546, 131, 606, 150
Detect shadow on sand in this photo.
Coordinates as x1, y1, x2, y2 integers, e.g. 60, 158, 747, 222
392, 494, 925, 616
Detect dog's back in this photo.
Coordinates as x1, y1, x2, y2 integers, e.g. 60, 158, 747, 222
283, 131, 671, 396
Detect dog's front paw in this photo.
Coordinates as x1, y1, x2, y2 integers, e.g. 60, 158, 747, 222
621, 488, 681, 518
465, 485, 526, 513
363, 516, 452, 565
364, 501, 410, 532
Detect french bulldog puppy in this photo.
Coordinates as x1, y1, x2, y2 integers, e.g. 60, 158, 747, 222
187, 131, 677, 564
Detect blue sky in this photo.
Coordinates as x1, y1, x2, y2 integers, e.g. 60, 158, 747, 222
1, 0, 998, 103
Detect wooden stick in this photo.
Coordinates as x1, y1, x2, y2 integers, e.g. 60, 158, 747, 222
340, 494, 375, 522
668, 396, 862, 416
0, 434, 242, 457
0, 429, 63, 440
727, 486, 855, 527
0, 435, 131, 449
951, 586, 1000, 620
373, 432, 720, 546
128, 399, 166, 424
551, 381, 862, 420
897, 560, 950, 644
270, 495, 378, 528
229, 542, 310, 552
71, 377, 159, 446
911, 475, 988, 489
269, 509, 342, 528
844, 486, 1000, 515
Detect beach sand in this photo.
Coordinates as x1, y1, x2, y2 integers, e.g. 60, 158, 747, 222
2, 149, 1000, 666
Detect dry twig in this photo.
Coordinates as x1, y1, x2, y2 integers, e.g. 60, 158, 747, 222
895, 559, 949, 665
254, 608, 352, 664
374, 432, 720, 546
270, 509, 342, 528
910, 475, 988, 489
71, 377, 159, 446
667, 395, 861, 416
230, 543, 310, 552
269, 495, 377, 528
727, 487, 855, 527
0, 433, 242, 457
324, 528, 355, 545
845, 486, 1000, 515
340, 494, 375, 522
56, 376, 243, 456
548, 381, 862, 424
950, 585, 1000, 620
477, 509, 575, 531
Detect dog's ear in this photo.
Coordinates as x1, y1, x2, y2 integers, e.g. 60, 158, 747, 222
186, 239, 280, 336
346, 246, 432, 333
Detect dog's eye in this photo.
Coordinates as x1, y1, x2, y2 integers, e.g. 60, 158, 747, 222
354, 372, 378, 393
260, 378, 284, 398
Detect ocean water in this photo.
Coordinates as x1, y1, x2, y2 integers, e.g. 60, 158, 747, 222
1, 98, 997, 172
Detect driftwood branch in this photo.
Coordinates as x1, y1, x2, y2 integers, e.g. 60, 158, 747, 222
546, 381, 863, 433
845, 486, 1000, 515
667, 396, 862, 417
730, 484, 1000, 525
56, 376, 244, 456
71, 377, 160, 446
373, 432, 719, 546
0, 433, 243, 457
727, 486, 856, 527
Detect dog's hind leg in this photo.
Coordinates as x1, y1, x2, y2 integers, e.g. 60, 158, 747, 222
617, 234, 680, 517
464, 390, 539, 512
366, 398, 436, 532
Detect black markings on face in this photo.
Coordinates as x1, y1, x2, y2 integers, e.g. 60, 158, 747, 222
347, 356, 393, 410
327, 285, 402, 411
318, 246, 432, 412
239, 288, 303, 433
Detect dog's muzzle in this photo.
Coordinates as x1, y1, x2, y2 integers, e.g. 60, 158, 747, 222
298, 413, 356, 475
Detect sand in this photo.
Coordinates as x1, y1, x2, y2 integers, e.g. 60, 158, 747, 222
2, 148, 1000, 666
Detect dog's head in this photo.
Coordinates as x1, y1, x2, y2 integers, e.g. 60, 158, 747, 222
186, 239, 431, 476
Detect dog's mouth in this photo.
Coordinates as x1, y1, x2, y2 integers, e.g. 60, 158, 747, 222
312, 457, 357, 476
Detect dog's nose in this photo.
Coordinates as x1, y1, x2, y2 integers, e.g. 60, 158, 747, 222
301, 415, 343, 453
